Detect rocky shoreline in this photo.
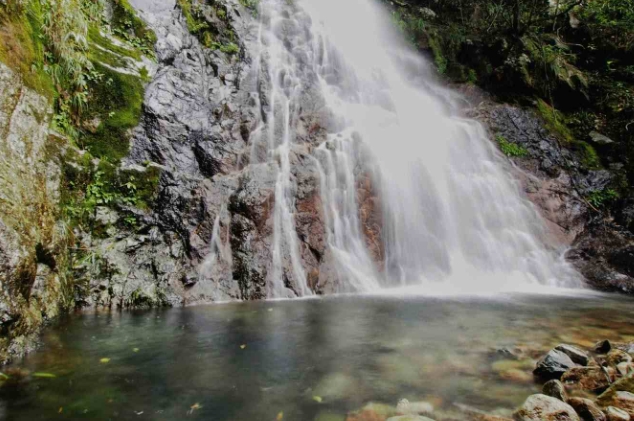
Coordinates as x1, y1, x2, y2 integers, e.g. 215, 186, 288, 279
335, 339, 634, 421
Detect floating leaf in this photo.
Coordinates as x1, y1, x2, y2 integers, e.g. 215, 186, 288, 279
100, 358, 111, 364
312, 396, 323, 403
240, 344, 246, 349
277, 412, 284, 421
58, 407, 63, 414
188, 403, 202, 415
267, 308, 273, 312
0, 373, 9, 380
33, 372, 57, 378
133, 348, 140, 353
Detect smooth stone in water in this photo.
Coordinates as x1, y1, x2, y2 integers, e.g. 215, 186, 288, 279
534, 350, 579, 380
543, 379, 568, 401
605, 407, 630, 421
513, 394, 580, 421
396, 399, 434, 415
556, 344, 591, 366
566, 397, 606, 421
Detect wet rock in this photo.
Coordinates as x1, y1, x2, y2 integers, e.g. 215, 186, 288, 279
589, 132, 615, 145
597, 377, 634, 413
314, 373, 359, 402
561, 366, 616, 393
556, 344, 591, 366
396, 399, 434, 415
513, 394, 580, 421
566, 397, 606, 421
316, 412, 346, 421
534, 349, 580, 380
543, 379, 568, 402
605, 407, 630, 421
386, 416, 435, 421
596, 341, 613, 354
598, 392, 634, 418
616, 363, 634, 377
607, 350, 632, 367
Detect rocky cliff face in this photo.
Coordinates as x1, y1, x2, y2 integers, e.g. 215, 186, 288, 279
0, 63, 69, 362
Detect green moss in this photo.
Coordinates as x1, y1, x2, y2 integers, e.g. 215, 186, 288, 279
572, 140, 601, 169
88, 26, 142, 61
496, 135, 528, 157
176, 0, 239, 52
536, 100, 575, 143
81, 62, 144, 162
0, 5, 56, 99
110, 0, 156, 54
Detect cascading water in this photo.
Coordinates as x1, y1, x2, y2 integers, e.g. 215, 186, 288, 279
250, 0, 581, 294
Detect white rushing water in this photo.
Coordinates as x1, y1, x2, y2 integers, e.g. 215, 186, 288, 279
251, 0, 582, 295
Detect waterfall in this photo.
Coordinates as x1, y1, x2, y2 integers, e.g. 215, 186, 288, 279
252, 0, 581, 294
127, 0, 582, 299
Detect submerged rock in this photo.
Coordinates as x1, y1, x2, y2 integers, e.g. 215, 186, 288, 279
567, 397, 606, 421
396, 399, 434, 415
534, 349, 580, 380
513, 394, 580, 421
386, 416, 435, 421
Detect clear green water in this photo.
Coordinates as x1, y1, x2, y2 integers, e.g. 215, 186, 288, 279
3, 293, 634, 420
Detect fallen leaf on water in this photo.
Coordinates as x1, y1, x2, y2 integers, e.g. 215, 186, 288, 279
188, 403, 202, 415
0, 373, 9, 380
33, 372, 57, 378
240, 344, 246, 349
100, 358, 111, 364
312, 396, 323, 403
58, 407, 63, 414
133, 348, 140, 353
268, 308, 273, 312
277, 411, 284, 421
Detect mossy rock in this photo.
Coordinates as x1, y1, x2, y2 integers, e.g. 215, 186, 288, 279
82, 62, 144, 162
0, 4, 55, 99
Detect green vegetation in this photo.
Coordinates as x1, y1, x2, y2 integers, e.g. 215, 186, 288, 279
587, 188, 620, 209
496, 135, 528, 157
176, 0, 241, 54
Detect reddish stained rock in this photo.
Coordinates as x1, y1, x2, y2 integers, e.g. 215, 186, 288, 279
356, 173, 384, 268
562, 366, 617, 393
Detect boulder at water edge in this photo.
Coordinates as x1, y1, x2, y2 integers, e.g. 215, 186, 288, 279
543, 379, 568, 402
567, 397, 606, 421
556, 344, 592, 366
513, 394, 580, 421
534, 350, 579, 380
561, 367, 616, 393
605, 407, 630, 421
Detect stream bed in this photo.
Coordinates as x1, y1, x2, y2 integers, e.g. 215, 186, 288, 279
2, 292, 634, 420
